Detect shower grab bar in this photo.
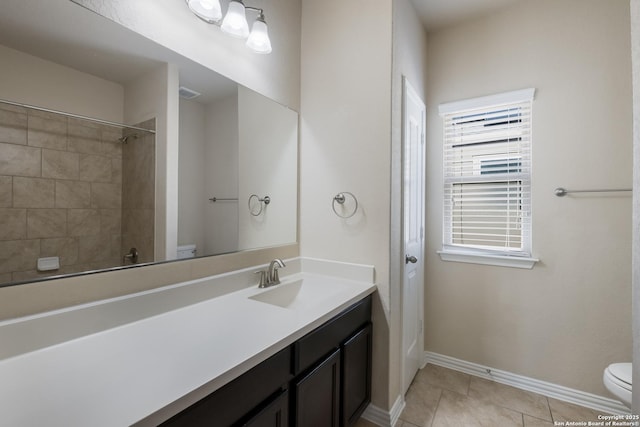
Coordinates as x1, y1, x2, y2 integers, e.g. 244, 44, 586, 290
554, 187, 632, 197
0, 98, 156, 134
209, 197, 239, 202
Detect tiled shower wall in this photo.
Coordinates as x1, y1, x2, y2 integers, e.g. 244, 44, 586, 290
0, 103, 154, 285
121, 119, 155, 266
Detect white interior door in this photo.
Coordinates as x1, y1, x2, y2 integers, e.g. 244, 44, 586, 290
401, 77, 426, 395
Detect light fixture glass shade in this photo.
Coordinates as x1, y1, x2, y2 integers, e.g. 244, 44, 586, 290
246, 18, 272, 54
221, 0, 250, 39
187, 0, 222, 23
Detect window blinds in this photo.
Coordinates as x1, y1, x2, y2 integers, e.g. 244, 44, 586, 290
441, 93, 533, 255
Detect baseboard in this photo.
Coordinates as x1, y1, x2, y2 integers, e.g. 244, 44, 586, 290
361, 394, 405, 427
424, 351, 630, 416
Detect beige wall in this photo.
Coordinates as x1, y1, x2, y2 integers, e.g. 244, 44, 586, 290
0, 44, 124, 123
178, 98, 207, 254
631, 0, 640, 414
300, 0, 393, 410
204, 95, 240, 255
178, 95, 240, 256
178, 89, 298, 256
425, 0, 633, 396
124, 63, 179, 261
238, 86, 298, 251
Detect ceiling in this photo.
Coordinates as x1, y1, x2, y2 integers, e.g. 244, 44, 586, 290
410, 0, 522, 32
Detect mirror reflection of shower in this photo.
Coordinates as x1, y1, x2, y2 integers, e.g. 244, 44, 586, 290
121, 121, 156, 266
118, 134, 139, 144
0, 99, 156, 285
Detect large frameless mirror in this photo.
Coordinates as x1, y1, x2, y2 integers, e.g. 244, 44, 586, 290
0, 0, 298, 287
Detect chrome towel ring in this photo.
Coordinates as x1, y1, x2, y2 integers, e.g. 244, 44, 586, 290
248, 194, 271, 216
332, 192, 358, 218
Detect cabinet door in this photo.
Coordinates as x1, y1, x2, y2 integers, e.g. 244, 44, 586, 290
294, 297, 371, 375
341, 324, 372, 426
293, 349, 341, 427
241, 389, 289, 427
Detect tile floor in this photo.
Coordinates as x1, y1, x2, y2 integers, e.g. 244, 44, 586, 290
356, 364, 606, 427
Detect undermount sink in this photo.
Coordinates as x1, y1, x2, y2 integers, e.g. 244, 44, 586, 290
249, 278, 344, 309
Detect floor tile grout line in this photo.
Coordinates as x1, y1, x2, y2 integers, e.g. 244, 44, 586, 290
465, 376, 554, 422
546, 396, 555, 424
401, 365, 602, 427
427, 388, 444, 427
468, 371, 559, 422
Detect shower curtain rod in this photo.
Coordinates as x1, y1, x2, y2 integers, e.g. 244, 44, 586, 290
0, 98, 156, 134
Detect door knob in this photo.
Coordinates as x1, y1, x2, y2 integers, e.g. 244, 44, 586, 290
405, 255, 418, 264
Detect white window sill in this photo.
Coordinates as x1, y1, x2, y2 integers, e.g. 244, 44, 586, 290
437, 249, 539, 269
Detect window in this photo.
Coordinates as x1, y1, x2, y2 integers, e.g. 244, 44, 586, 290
437, 89, 538, 269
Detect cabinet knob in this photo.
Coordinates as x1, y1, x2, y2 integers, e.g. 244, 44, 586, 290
405, 255, 418, 264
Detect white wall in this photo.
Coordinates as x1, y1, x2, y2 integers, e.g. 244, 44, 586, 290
425, 0, 633, 396
300, 0, 394, 410
0, 44, 124, 123
238, 86, 298, 251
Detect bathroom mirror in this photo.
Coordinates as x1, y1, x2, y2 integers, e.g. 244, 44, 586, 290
0, 0, 298, 286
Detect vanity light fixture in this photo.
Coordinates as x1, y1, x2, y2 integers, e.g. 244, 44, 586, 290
185, 0, 272, 54
245, 10, 272, 54
221, 0, 250, 38
187, 0, 222, 23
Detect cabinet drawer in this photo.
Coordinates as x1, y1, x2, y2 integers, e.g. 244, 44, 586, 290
161, 347, 292, 427
293, 296, 371, 375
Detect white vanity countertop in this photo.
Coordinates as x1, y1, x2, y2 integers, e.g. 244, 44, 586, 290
0, 258, 376, 427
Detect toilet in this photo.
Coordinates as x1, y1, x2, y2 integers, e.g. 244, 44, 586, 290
603, 363, 632, 408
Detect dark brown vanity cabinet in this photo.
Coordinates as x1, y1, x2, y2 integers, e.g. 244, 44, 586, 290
161, 295, 372, 427
292, 349, 341, 426
291, 322, 372, 427
341, 324, 372, 426
161, 347, 292, 427
292, 296, 372, 427
242, 389, 289, 427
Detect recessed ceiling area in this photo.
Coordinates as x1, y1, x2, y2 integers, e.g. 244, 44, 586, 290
410, 0, 522, 32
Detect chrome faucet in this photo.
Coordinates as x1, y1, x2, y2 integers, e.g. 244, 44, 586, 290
256, 259, 286, 288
